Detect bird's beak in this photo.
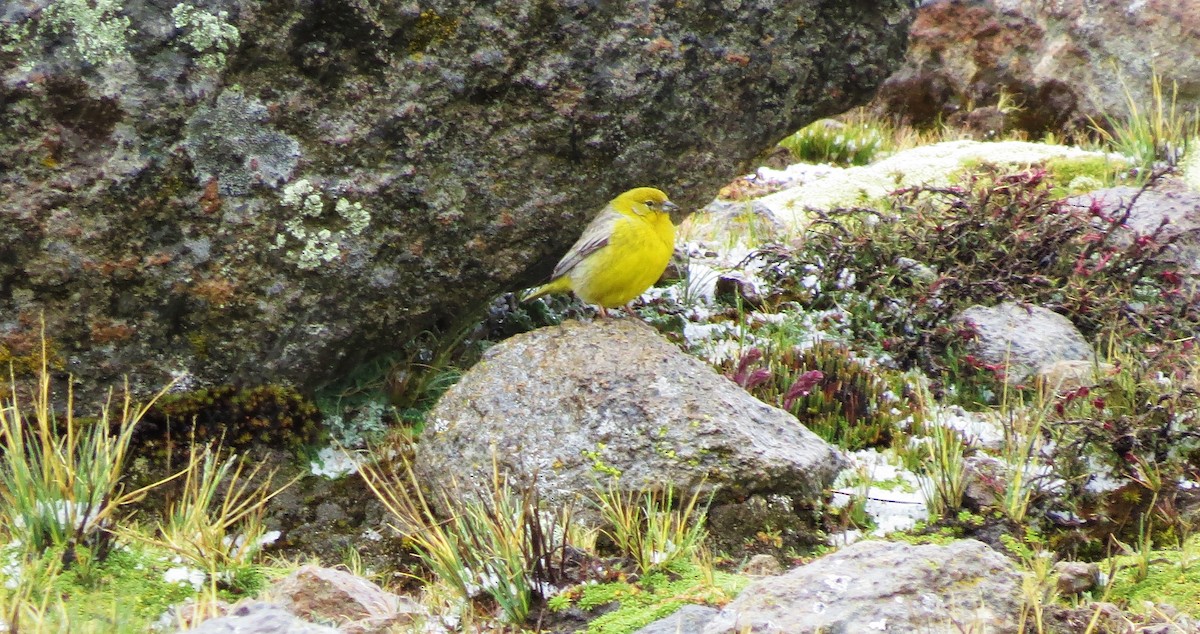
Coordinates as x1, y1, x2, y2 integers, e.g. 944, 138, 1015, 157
663, 200, 680, 213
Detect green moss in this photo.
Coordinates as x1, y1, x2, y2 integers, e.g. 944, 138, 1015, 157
31, 543, 199, 632
135, 384, 324, 463
890, 521, 961, 545
778, 118, 889, 166
554, 561, 748, 634
1043, 155, 1130, 196
1107, 536, 1200, 617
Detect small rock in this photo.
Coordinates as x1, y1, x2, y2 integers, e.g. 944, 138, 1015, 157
1066, 187, 1200, 279
715, 272, 764, 307
269, 565, 424, 634
740, 553, 783, 576
167, 599, 232, 630
1053, 561, 1099, 596
415, 319, 846, 525
953, 302, 1094, 385
896, 256, 938, 283
962, 455, 1007, 511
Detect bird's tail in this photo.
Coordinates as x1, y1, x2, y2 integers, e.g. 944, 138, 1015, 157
521, 276, 571, 303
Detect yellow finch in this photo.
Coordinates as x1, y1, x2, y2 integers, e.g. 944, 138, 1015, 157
524, 187, 678, 317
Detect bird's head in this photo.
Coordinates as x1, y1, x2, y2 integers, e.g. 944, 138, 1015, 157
613, 187, 679, 218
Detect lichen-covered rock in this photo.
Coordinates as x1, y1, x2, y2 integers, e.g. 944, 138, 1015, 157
268, 565, 425, 634
953, 302, 1094, 385
413, 319, 845, 520
872, 0, 1200, 134
702, 539, 1023, 634
0, 1, 914, 403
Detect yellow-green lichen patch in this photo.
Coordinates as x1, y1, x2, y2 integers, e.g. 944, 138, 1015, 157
407, 10, 460, 54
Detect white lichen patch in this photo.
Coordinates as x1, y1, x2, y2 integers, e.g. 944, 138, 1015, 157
310, 445, 367, 478
274, 179, 370, 270
41, 0, 134, 65
1183, 136, 1200, 191
171, 5, 241, 70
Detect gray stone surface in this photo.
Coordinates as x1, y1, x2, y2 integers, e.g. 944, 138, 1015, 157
1066, 187, 1200, 279
954, 302, 1094, 384
633, 604, 720, 634
703, 539, 1023, 634
269, 565, 424, 634
414, 319, 846, 517
0, 1, 915, 403
872, 0, 1200, 134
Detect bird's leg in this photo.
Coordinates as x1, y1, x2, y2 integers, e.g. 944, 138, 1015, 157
597, 306, 610, 319
622, 304, 638, 317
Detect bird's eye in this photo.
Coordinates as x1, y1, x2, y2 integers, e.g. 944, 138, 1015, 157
646, 200, 657, 207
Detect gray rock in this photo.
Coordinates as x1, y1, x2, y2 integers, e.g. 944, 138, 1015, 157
953, 302, 1094, 385
703, 539, 1023, 634
634, 604, 720, 634
1053, 561, 1099, 596
182, 601, 339, 634
0, 0, 915, 404
414, 319, 845, 519
269, 565, 425, 634
1065, 187, 1200, 279
873, 0, 1200, 133
961, 455, 1006, 511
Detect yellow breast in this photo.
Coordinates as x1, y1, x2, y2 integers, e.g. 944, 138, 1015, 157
568, 211, 675, 308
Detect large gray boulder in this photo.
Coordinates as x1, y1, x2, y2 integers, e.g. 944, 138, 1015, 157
872, 0, 1200, 134
414, 319, 845, 518
703, 539, 1024, 634
0, 1, 914, 402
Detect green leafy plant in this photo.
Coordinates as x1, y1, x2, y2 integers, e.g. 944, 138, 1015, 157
0, 335, 171, 562
594, 481, 710, 576
755, 166, 1196, 400
1090, 72, 1199, 172
726, 341, 902, 450
360, 453, 574, 624
778, 117, 889, 166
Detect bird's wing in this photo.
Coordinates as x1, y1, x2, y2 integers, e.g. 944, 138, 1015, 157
550, 205, 623, 280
